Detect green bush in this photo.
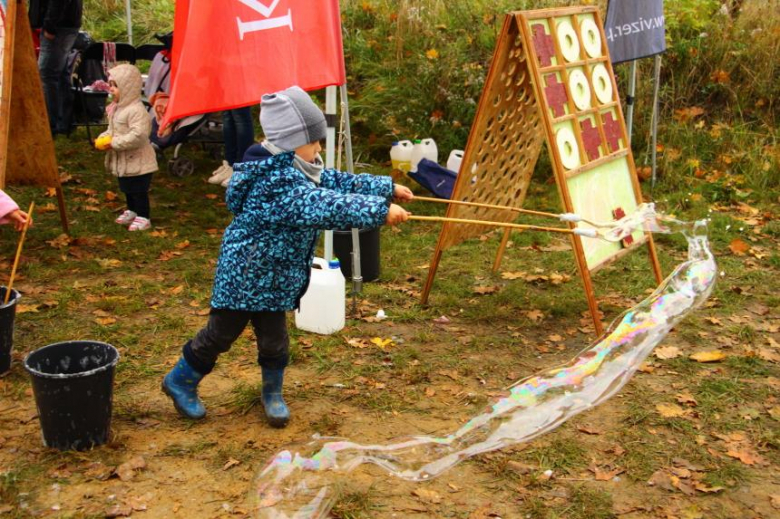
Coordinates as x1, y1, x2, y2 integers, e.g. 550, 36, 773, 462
81, 0, 778, 197
83, 0, 174, 44
341, 0, 573, 158
626, 1, 779, 201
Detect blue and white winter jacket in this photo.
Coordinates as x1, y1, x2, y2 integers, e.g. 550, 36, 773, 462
210, 145, 393, 312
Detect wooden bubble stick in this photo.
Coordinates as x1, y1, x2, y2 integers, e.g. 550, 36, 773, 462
4, 202, 34, 305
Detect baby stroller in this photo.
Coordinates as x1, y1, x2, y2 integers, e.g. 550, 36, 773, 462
143, 33, 223, 177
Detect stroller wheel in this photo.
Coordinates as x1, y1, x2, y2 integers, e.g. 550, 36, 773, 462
169, 157, 195, 177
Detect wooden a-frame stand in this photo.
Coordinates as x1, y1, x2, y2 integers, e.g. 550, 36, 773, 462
420, 7, 662, 335
1, 0, 69, 232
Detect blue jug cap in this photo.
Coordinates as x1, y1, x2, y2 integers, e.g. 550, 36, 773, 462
392, 141, 399, 145
328, 259, 341, 269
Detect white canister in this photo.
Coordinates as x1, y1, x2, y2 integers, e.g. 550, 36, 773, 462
410, 138, 438, 172
295, 258, 345, 335
390, 140, 413, 173
447, 149, 464, 173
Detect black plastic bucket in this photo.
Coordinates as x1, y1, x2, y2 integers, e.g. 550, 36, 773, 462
333, 227, 381, 282
24, 341, 119, 451
0, 287, 20, 374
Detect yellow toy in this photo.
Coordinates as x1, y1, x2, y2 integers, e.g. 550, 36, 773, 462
94, 135, 112, 151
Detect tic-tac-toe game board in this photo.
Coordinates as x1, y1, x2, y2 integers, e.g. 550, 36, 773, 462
520, 7, 661, 272
421, 7, 662, 334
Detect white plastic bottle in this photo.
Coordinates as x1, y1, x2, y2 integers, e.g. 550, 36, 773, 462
390, 140, 413, 173
295, 258, 345, 335
447, 149, 464, 173
422, 138, 438, 164
409, 139, 424, 172
410, 138, 438, 172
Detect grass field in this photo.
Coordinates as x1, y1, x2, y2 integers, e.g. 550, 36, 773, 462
0, 122, 777, 517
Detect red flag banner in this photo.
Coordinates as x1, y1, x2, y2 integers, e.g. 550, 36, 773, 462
162, 0, 345, 128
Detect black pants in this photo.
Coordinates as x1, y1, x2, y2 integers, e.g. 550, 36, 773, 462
117, 173, 153, 218
183, 309, 289, 374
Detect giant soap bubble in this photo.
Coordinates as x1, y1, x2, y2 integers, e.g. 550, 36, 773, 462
252, 208, 717, 518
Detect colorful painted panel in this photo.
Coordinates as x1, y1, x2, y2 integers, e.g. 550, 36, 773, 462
523, 9, 644, 270
567, 156, 644, 268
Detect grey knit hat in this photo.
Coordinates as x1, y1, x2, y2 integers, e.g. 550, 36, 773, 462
260, 86, 327, 151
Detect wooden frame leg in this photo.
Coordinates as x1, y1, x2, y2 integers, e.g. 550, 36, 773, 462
55, 186, 69, 234
581, 264, 604, 336
646, 234, 663, 284
569, 234, 604, 336
421, 249, 443, 305
492, 229, 512, 272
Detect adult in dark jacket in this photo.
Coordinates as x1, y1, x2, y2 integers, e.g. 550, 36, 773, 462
29, 0, 83, 135
162, 86, 414, 428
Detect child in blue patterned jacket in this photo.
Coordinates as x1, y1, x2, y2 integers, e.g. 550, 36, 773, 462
163, 86, 413, 427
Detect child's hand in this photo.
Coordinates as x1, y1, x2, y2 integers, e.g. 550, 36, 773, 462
393, 184, 414, 202
8, 210, 31, 231
385, 204, 411, 226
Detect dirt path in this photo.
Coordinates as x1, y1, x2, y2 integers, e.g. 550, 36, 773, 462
3, 315, 779, 518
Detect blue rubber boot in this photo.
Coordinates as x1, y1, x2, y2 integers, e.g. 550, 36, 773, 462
162, 356, 207, 420
261, 367, 290, 428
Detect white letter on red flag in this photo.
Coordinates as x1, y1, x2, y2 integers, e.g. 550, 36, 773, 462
161, 0, 345, 128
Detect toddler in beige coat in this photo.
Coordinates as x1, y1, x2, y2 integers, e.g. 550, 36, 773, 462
97, 64, 158, 231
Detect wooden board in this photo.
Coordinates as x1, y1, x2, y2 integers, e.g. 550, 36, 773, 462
520, 8, 653, 271
0, 1, 68, 231
421, 7, 663, 335
439, 14, 545, 250
0, 0, 16, 186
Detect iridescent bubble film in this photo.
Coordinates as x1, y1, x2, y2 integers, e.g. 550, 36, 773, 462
252, 211, 717, 518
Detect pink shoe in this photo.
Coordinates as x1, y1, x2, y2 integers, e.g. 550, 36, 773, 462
128, 216, 151, 232
115, 210, 137, 225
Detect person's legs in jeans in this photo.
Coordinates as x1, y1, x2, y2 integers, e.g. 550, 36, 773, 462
38, 28, 79, 134
59, 47, 77, 133
222, 107, 254, 165
233, 107, 255, 164
222, 111, 237, 166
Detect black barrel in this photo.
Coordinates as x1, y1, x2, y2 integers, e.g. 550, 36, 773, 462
24, 341, 120, 451
0, 287, 20, 374
333, 227, 381, 282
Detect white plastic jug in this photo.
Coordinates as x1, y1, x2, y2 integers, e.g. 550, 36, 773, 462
390, 140, 413, 173
410, 138, 438, 172
447, 149, 464, 174
295, 258, 345, 335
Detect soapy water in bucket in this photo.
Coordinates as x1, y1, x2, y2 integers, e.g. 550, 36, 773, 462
27, 349, 115, 379
251, 208, 717, 518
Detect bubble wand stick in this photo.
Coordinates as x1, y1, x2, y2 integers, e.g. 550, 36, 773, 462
413, 196, 657, 230
409, 214, 623, 242
413, 195, 560, 219
4, 202, 34, 305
